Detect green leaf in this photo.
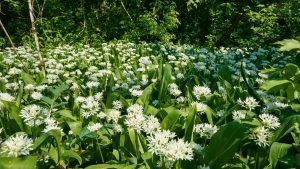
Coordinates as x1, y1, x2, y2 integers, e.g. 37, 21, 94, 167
1, 101, 24, 131
205, 106, 215, 125
184, 107, 195, 142
141, 152, 154, 169
158, 63, 172, 105
272, 115, 300, 142
261, 80, 290, 92
218, 65, 232, 83
62, 149, 82, 165
241, 63, 264, 105
21, 72, 36, 85
55, 109, 77, 121
0, 156, 37, 169
16, 83, 23, 107
67, 121, 82, 135
136, 83, 154, 108
48, 84, 68, 97
85, 164, 136, 169
283, 63, 299, 79
161, 107, 181, 130
269, 142, 292, 169
32, 129, 62, 163
204, 121, 256, 168
275, 39, 300, 51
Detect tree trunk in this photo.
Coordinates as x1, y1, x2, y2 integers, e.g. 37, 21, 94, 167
28, 0, 46, 78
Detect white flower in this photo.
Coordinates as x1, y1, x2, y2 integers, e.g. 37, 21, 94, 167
147, 130, 176, 155
113, 124, 123, 133
97, 111, 107, 119
43, 117, 63, 133
1, 133, 33, 157
165, 139, 193, 161
232, 110, 246, 120
0, 92, 15, 102
108, 109, 121, 123
250, 126, 271, 147
194, 123, 218, 139
130, 89, 143, 97
176, 96, 185, 103
274, 102, 289, 108
127, 104, 143, 114
125, 104, 146, 132
193, 85, 211, 99
87, 123, 103, 132
169, 83, 181, 97
94, 92, 103, 101
24, 84, 35, 90
20, 104, 48, 126
238, 97, 259, 111
142, 115, 160, 134
259, 113, 280, 129
112, 100, 123, 110
191, 102, 207, 114
31, 92, 43, 100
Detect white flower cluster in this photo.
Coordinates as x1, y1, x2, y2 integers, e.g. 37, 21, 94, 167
259, 113, 280, 129
1, 133, 33, 157
194, 123, 218, 139
20, 104, 49, 127
0, 92, 15, 102
169, 83, 181, 97
191, 101, 207, 114
193, 85, 211, 100
76, 92, 103, 118
87, 123, 103, 132
147, 130, 193, 167
238, 97, 259, 111
250, 126, 271, 147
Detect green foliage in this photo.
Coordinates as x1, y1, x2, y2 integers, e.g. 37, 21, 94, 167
1, 0, 300, 47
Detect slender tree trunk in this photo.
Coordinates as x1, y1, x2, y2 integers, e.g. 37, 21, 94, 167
28, 0, 46, 78
0, 20, 17, 52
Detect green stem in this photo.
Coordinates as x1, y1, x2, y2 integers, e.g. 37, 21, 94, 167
96, 139, 104, 163
0, 117, 8, 137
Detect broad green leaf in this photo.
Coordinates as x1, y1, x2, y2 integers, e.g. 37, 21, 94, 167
269, 142, 292, 169
241, 63, 264, 105
67, 121, 82, 135
161, 107, 181, 130
283, 63, 299, 79
218, 65, 232, 83
261, 80, 290, 92
21, 72, 36, 85
48, 84, 68, 97
0, 156, 37, 169
55, 109, 77, 121
275, 39, 300, 51
272, 115, 300, 142
286, 84, 298, 101
1, 101, 24, 131
204, 121, 256, 168
205, 106, 215, 125
128, 128, 138, 157
62, 149, 82, 165
144, 105, 159, 115
85, 164, 136, 169
32, 129, 62, 163
255, 146, 268, 169
78, 127, 97, 139
16, 83, 23, 107
158, 63, 172, 105
136, 83, 154, 108
184, 107, 195, 142
141, 152, 154, 169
